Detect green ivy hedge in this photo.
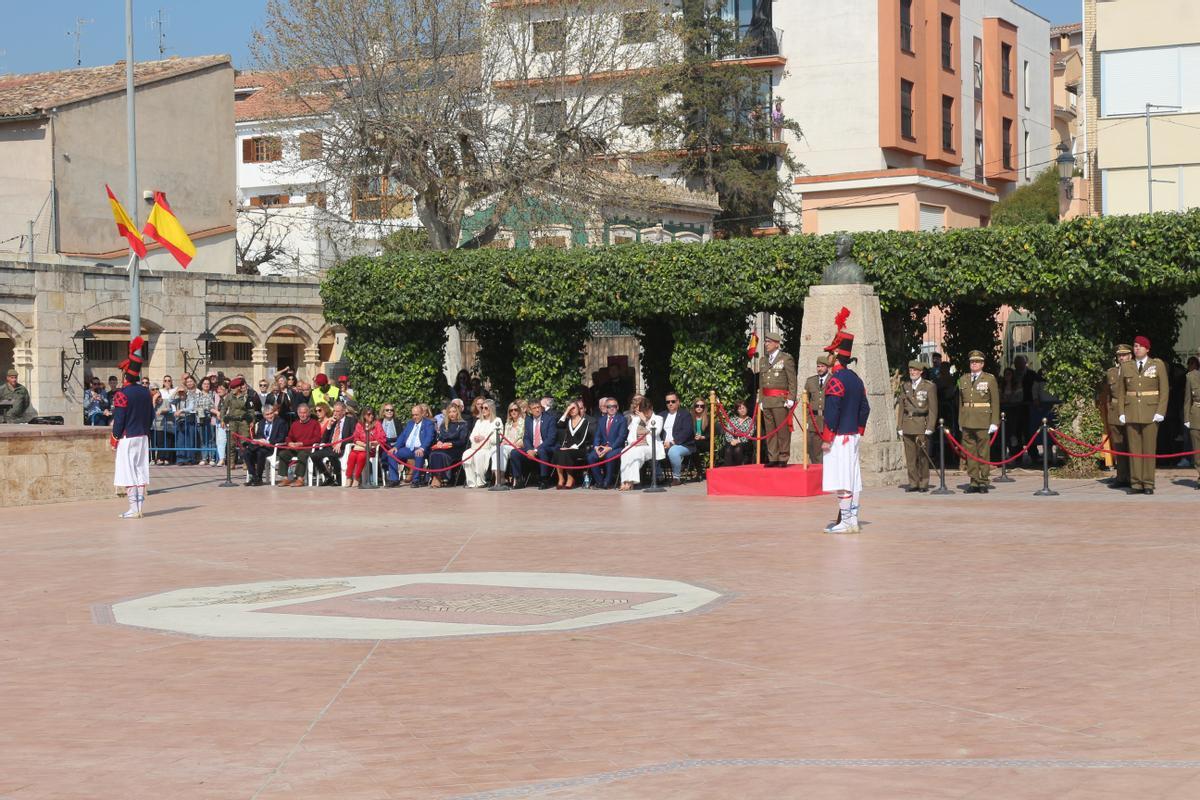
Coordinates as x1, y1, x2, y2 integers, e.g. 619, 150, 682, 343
323, 212, 1200, 409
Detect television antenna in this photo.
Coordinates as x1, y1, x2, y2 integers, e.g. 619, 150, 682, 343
150, 9, 171, 58
67, 17, 95, 67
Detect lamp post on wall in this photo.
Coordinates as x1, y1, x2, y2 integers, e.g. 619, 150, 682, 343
60, 327, 94, 395
183, 330, 216, 379
1056, 142, 1075, 219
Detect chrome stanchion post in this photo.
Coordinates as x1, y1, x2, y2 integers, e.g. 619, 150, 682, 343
1033, 418, 1058, 496
995, 411, 1014, 483
219, 429, 236, 487
931, 418, 953, 495
644, 431, 666, 493
489, 427, 511, 492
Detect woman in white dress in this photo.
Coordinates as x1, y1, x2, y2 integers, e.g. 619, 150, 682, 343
497, 401, 526, 482
463, 399, 503, 488
619, 398, 663, 491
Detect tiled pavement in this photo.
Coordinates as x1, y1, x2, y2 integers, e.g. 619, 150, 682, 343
2, 464, 1200, 799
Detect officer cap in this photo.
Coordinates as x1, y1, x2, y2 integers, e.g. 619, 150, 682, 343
5, 368, 17, 378
967, 350, 985, 362
763, 329, 782, 343
907, 360, 925, 371
229, 377, 245, 389
1115, 343, 1133, 356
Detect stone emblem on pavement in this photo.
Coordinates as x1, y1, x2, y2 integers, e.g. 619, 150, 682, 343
100, 572, 722, 640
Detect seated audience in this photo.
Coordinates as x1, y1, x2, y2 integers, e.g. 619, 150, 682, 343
553, 399, 593, 489
394, 404, 436, 487
345, 406, 386, 487
498, 401, 526, 484
464, 399, 503, 488
619, 398, 664, 491
588, 397, 627, 489
275, 403, 324, 486
512, 397, 558, 489
315, 401, 357, 486
658, 392, 697, 485
379, 403, 402, 486
429, 401, 469, 488
722, 401, 755, 466
244, 404, 289, 485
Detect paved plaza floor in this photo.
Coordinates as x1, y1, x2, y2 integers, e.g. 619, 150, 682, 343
3, 465, 1200, 799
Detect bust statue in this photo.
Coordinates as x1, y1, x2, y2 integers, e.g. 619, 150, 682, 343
822, 233, 866, 285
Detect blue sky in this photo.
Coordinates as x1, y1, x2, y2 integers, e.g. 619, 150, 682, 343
1, 0, 1082, 75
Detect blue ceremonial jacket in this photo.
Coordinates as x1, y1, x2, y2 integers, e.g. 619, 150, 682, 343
821, 365, 870, 441
112, 382, 154, 439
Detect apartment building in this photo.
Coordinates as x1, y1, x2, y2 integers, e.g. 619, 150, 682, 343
1085, 0, 1200, 216
1051, 22, 1084, 157
772, 0, 1051, 234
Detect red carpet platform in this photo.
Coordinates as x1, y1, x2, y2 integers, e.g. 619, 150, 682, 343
706, 464, 825, 497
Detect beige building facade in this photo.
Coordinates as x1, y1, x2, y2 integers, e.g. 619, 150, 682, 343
1085, 0, 1200, 216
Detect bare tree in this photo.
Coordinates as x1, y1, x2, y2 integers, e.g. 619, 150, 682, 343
253, 0, 683, 250
235, 206, 301, 274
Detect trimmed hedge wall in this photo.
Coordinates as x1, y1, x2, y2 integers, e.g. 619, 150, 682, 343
323, 212, 1200, 409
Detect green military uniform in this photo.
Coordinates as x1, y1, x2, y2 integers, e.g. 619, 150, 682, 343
1100, 344, 1132, 487
957, 352, 1000, 492
220, 387, 253, 464
802, 357, 829, 464
751, 331, 797, 466
1184, 369, 1200, 485
0, 369, 37, 423
897, 361, 938, 491
1116, 349, 1169, 493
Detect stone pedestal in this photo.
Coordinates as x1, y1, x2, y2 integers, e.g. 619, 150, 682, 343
791, 284, 904, 487
0, 425, 114, 507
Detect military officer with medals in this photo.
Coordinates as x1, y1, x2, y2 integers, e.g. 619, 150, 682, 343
750, 328, 797, 467
1100, 343, 1133, 488
957, 350, 1000, 493
1116, 335, 1169, 494
803, 355, 830, 464
1183, 358, 1200, 488
897, 360, 937, 492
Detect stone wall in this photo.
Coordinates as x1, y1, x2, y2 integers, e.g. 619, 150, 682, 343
0, 259, 339, 420
0, 426, 113, 507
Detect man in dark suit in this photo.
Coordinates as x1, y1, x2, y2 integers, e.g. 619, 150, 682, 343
588, 397, 628, 489
394, 405, 436, 487
316, 400, 357, 485
657, 392, 697, 485
512, 397, 558, 489
244, 404, 289, 485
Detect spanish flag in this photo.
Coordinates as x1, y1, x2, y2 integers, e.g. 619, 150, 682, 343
142, 191, 196, 269
745, 331, 759, 361
105, 185, 147, 258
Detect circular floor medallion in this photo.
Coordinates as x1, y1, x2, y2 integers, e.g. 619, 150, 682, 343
104, 572, 722, 640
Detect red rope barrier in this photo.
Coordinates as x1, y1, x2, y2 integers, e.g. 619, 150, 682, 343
1049, 428, 1200, 460
499, 434, 648, 470
943, 428, 1040, 466
714, 401, 796, 441
378, 437, 490, 474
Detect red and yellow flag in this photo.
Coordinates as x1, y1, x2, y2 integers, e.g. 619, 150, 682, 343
142, 191, 196, 269
745, 331, 759, 361
105, 184, 147, 258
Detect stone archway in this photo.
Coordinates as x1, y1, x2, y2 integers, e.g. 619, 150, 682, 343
207, 315, 267, 382
0, 309, 29, 379
78, 308, 166, 385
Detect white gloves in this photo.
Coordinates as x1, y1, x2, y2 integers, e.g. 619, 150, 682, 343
784, 400, 795, 408
1119, 414, 1126, 424
1186, 421, 1192, 429
925, 430, 932, 436
897, 429, 903, 437
1152, 413, 1165, 423
987, 424, 998, 434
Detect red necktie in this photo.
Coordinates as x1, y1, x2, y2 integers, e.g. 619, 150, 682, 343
606, 416, 612, 436
534, 421, 542, 448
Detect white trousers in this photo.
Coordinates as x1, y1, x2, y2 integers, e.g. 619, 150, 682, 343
619, 444, 662, 484
114, 436, 150, 487
463, 444, 496, 488
821, 433, 863, 493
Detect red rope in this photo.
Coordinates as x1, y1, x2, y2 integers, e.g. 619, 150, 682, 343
713, 401, 797, 441
378, 437, 490, 474
1049, 428, 1200, 460
500, 434, 648, 469
943, 428, 1040, 466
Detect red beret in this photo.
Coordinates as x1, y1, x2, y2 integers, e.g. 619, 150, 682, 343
337, 375, 349, 382
314, 373, 329, 386
1133, 335, 1151, 349
228, 377, 245, 389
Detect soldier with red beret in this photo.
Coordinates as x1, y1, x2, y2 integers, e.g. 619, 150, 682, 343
1116, 335, 1169, 494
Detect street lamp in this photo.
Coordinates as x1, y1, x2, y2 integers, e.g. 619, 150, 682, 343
1056, 142, 1075, 190
60, 327, 94, 394
183, 329, 216, 378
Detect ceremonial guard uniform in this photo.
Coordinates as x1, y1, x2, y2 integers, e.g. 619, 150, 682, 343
897, 360, 937, 492
1116, 335, 1169, 494
1183, 366, 1200, 486
1100, 344, 1133, 487
220, 378, 253, 465
957, 351, 1000, 493
803, 357, 829, 464
751, 329, 797, 467
111, 337, 154, 518
820, 308, 870, 533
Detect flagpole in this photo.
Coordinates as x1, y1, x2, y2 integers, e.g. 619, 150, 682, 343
125, 0, 140, 342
